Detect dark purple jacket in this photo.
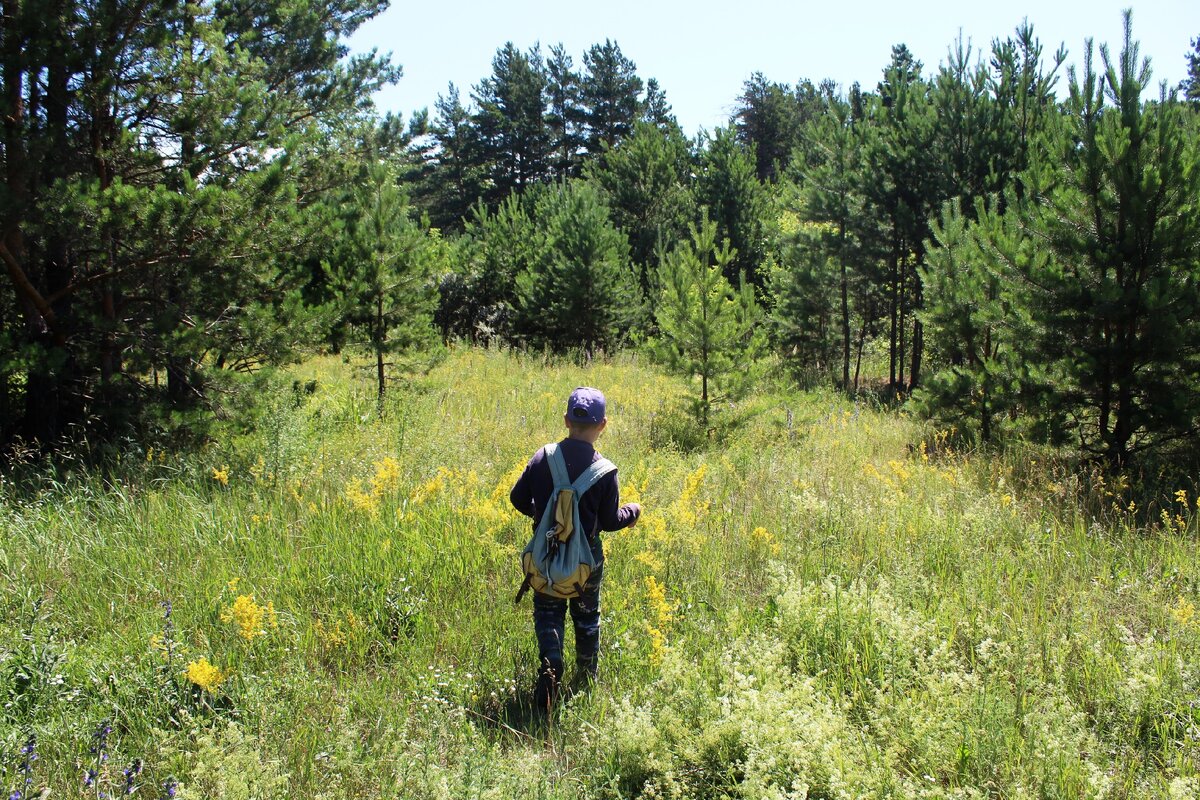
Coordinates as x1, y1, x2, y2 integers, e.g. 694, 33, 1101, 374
509, 438, 639, 563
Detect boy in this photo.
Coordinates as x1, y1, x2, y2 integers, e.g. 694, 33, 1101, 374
509, 386, 641, 709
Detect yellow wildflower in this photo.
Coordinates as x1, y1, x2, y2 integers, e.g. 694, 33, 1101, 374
211, 465, 229, 486
371, 457, 402, 497
886, 459, 911, 484
634, 550, 664, 573
1000, 494, 1013, 508
344, 477, 378, 512
1171, 597, 1196, 627
248, 455, 266, 483
1176, 489, 1189, 508
645, 575, 676, 627
221, 594, 271, 641
751, 526, 781, 555
669, 463, 709, 528
184, 657, 226, 693
646, 623, 667, 666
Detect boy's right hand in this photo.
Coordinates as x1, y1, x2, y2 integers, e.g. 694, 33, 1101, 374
623, 503, 642, 527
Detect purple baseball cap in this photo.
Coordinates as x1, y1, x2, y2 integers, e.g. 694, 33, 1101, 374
566, 386, 606, 424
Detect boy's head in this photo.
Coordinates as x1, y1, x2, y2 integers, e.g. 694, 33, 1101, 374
564, 386, 607, 441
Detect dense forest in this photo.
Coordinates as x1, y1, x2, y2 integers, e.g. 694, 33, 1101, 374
3, 3, 1200, 469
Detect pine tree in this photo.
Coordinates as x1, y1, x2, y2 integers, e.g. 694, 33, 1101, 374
515, 181, 638, 354
545, 44, 586, 179
580, 40, 644, 156
862, 46, 941, 392
1020, 13, 1200, 464
587, 121, 696, 299
735, 73, 801, 182
325, 167, 438, 404
425, 84, 485, 228
654, 217, 764, 428
641, 78, 677, 130
797, 96, 869, 390
0, 0, 398, 443
696, 127, 769, 291
472, 43, 551, 203
917, 197, 1038, 441
446, 195, 539, 344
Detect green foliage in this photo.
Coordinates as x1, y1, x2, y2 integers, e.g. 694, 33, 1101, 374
3, 348, 1200, 797
653, 217, 765, 427
580, 40, 644, 156
1017, 14, 1200, 463
444, 195, 538, 344
916, 198, 1038, 441
587, 121, 696, 297
770, 213, 842, 385
323, 167, 438, 401
0, 0, 398, 445
515, 181, 639, 353
696, 127, 770, 291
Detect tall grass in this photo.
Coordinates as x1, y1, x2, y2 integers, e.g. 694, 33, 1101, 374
0, 347, 1197, 799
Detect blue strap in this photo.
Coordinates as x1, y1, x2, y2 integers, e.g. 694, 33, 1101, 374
572, 458, 616, 495
545, 443, 571, 490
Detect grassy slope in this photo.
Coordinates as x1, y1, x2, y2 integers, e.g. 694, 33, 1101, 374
0, 347, 1197, 799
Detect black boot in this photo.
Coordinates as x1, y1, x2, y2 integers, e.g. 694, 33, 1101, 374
534, 658, 563, 714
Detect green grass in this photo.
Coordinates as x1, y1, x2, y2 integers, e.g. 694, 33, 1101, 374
1, 347, 1197, 799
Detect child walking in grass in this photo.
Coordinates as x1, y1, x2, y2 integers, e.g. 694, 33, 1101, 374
509, 386, 641, 710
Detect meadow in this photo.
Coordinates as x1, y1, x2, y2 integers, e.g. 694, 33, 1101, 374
1, 347, 1197, 799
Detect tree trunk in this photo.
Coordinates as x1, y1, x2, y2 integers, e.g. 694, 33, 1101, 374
376, 294, 386, 404
909, 317, 923, 390
853, 318, 867, 395
839, 222, 850, 391
888, 243, 898, 390
897, 250, 907, 391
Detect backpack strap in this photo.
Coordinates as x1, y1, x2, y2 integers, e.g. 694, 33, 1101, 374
571, 457, 616, 495
545, 443, 571, 490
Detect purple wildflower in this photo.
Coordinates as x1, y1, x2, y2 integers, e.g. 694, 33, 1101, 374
17, 735, 35, 787
122, 759, 143, 795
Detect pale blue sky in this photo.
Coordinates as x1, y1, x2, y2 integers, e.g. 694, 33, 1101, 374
348, 1, 1199, 137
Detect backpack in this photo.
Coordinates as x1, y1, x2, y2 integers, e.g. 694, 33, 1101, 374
515, 443, 616, 603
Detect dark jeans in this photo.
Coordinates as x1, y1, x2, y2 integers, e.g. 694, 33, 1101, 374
532, 570, 602, 669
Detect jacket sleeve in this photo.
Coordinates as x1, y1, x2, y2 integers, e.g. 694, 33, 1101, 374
509, 456, 537, 519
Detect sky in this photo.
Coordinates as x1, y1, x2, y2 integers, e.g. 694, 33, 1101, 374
347, 1, 1199, 137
